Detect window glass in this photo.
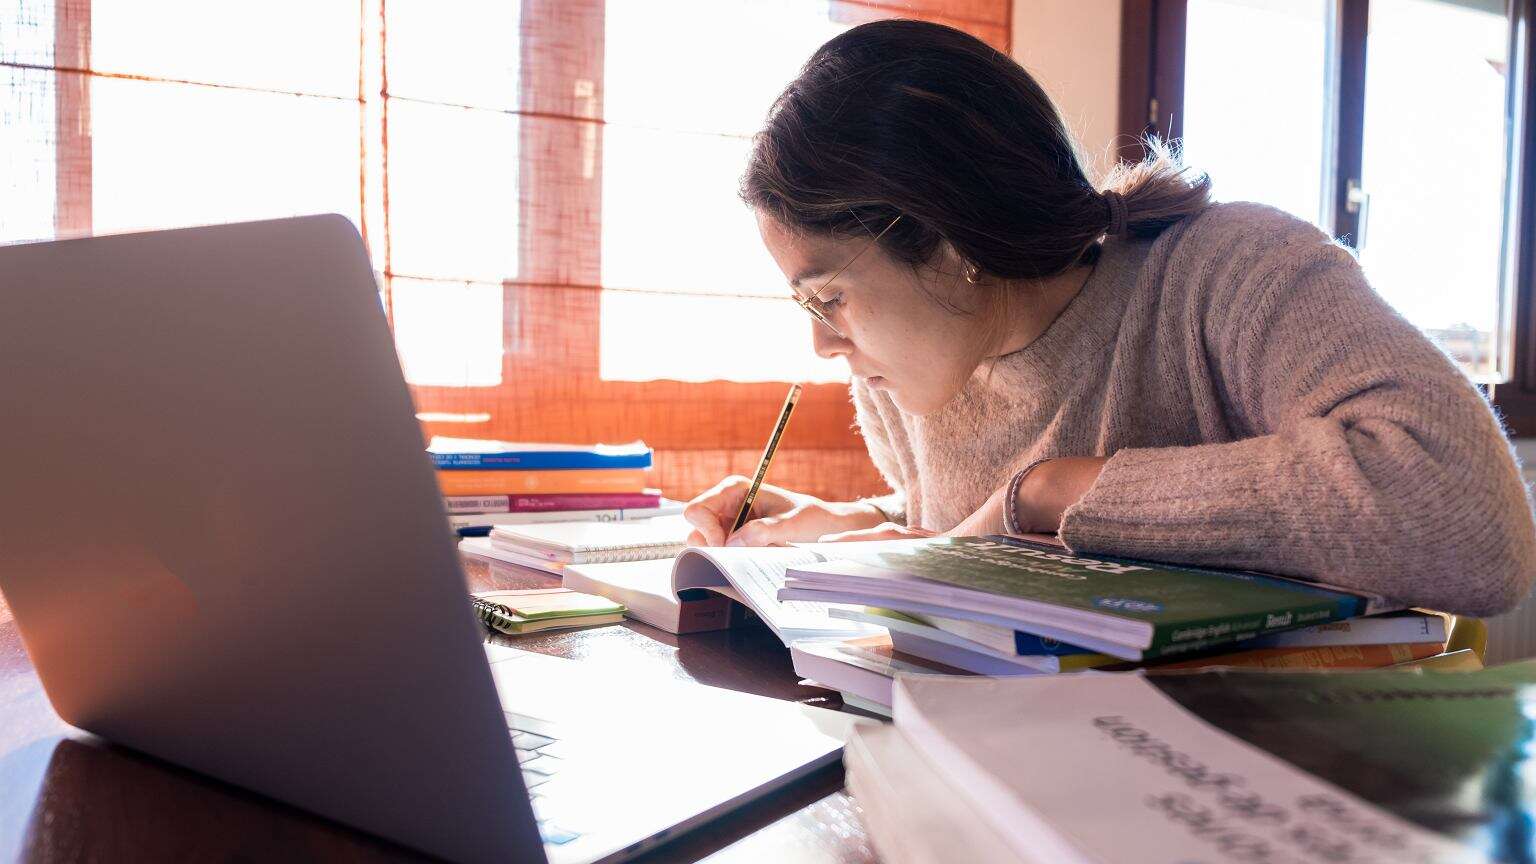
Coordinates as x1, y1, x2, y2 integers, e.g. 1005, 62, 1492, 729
1183, 0, 1332, 227
1358, 0, 1510, 379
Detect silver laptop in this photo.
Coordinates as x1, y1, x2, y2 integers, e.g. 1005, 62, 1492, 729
0, 215, 861, 863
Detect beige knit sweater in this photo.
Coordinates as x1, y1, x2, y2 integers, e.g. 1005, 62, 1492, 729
852, 202, 1536, 617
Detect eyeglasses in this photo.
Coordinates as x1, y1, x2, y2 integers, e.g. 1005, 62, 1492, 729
792, 214, 902, 339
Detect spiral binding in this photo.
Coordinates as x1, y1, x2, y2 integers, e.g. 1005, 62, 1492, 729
579, 542, 687, 564
471, 596, 518, 634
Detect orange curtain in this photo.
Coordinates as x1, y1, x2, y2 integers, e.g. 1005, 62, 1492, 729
407, 0, 1011, 502
6, 0, 1011, 503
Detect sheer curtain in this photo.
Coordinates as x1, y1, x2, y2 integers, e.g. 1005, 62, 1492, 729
2, 0, 1010, 502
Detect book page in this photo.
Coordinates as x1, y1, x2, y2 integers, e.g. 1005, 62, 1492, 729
672, 547, 876, 641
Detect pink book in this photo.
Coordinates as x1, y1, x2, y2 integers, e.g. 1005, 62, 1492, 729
445, 491, 662, 514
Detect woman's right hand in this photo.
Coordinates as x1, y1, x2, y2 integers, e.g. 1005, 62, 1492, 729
682, 476, 887, 547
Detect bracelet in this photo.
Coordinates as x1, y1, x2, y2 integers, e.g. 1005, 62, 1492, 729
1001, 458, 1052, 535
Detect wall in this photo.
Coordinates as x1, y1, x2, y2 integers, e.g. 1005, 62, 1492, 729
1010, 0, 1124, 178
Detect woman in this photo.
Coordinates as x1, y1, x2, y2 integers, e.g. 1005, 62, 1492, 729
682, 19, 1536, 616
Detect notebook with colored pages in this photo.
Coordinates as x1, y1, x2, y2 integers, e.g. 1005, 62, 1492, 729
489, 515, 693, 564
470, 587, 626, 635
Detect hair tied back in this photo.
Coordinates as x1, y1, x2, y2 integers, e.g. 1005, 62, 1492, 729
1102, 190, 1128, 237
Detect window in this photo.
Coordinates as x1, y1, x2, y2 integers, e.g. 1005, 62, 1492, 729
598, 0, 847, 384
1182, 0, 1333, 227
1357, 0, 1511, 378
1123, 0, 1536, 428
2, 0, 1013, 500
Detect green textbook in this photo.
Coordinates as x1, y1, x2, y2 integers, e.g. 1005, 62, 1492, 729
780, 536, 1399, 660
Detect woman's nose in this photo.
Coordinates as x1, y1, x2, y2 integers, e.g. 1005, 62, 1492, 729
811, 319, 852, 359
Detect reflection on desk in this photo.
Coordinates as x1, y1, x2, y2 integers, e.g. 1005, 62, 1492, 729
0, 556, 878, 864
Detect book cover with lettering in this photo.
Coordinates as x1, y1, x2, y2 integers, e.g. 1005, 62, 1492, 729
443, 491, 663, 514
428, 437, 652, 470
877, 665, 1536, 864
781, 536, 1399, 660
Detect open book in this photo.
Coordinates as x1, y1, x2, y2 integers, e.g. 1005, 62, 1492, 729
561, 545, 880, 644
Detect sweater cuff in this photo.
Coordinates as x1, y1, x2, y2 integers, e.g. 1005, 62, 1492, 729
1058, 438, 1294, 566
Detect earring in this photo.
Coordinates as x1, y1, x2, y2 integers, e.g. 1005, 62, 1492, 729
964, 264, 981, 285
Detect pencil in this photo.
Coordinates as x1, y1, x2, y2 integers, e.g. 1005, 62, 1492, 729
730, 383, 803, 534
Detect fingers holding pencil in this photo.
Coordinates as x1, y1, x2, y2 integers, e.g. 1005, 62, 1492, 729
728, 383, 802, 533
682, 479, 892, 547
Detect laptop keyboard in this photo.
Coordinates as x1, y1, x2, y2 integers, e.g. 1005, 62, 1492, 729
508, 712, 582, 846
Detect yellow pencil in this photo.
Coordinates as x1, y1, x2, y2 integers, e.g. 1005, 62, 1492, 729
730, 383, 803, 534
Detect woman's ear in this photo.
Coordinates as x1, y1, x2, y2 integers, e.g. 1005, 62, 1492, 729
915, 238, 976, 299
922, 240, 993, 316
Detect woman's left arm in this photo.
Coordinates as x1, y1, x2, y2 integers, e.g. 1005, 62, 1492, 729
1050, 226, 1536, 617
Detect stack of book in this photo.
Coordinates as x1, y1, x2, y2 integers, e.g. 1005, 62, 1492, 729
429, 436, 681, 536
849, 661, 1530, 863
777, 535, 1452, 714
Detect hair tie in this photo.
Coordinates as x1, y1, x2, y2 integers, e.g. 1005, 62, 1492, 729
1102, 190, 1128, 236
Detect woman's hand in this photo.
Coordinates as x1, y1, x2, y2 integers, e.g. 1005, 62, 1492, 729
682, 476, 887, 547
817, 523, 936, 543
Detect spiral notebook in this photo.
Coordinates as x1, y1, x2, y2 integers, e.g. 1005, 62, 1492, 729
488, 514, 692, 564
470, 587, 626, 634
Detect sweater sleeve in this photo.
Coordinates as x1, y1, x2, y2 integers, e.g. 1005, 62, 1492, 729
1058, 209, 1536, 616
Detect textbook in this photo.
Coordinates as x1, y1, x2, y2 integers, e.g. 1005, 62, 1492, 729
844, 724, 1020, 863
1145, 640, 1444, 671
428, 436, 652, 470
830, 607, 1114, 674
828, 607, 1436, 677
788, 634, 968, 711
436, 467, 648, 497
779, 536, 1398, 661
920, 607, 1446, 656
1247, 608, 1448, 648
872, 664, 1536, 864
444, 491, 663, 514
459, 536, 567, 574
450, 500, 683, 536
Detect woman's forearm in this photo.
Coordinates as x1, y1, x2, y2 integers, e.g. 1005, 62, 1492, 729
1013, 457, 1109, 533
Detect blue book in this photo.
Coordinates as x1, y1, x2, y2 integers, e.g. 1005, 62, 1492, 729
429, 436, 652, 471
1011, 633, 1095, 656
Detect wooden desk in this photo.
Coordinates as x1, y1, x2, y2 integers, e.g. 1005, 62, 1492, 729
0, 558, 879, 863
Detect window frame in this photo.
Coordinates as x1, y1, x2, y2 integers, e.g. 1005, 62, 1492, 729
1122, 0, 1536, 434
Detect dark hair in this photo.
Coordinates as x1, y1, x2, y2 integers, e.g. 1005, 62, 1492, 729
742, 19, 1212, 286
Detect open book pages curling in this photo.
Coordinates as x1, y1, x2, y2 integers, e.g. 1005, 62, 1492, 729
550, 544, 887, 644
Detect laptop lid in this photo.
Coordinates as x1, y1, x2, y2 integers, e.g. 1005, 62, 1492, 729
0, 215, 540, 863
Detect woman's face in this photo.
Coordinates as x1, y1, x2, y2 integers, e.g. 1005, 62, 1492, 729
757, 211, 983, 415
